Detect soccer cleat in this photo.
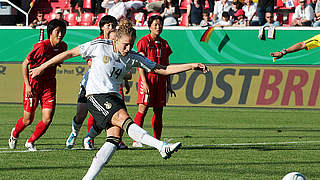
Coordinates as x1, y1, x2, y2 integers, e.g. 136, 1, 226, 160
82, 136, 94, 150
118, 141, 128, 150
159, 142, 182, 160
66, 132, 77, 149
25, 140, 37, 151
132, 141, 143, 148
8, 128, 18, 149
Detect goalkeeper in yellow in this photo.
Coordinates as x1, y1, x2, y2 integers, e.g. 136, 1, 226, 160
270, 34, 320, 59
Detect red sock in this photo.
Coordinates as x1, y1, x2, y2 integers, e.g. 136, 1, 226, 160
12, 117, 27, 138
152, 113, 162, 140
134, 111, 146, 128
87, 114, 94, 133
28, 121, 49, 143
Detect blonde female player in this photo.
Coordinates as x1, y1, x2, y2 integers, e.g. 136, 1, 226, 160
30, 21, 208, 179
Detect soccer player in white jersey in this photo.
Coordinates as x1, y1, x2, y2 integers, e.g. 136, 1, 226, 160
30, 20, 209, 179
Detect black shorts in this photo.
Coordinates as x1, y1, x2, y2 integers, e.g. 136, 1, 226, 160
87, 93, 126, 133
77, 85, 87, 103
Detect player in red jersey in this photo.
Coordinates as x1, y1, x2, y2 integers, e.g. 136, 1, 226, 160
8, 19, 67, 151
133, 15, 176, 147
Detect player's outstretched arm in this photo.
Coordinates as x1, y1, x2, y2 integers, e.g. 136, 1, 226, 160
153, 63, 209, 76
270, 42, 307, 60
30, 46, 81, 78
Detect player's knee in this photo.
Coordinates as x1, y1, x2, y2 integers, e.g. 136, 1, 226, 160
23, 117, 33, 126
138, 104, 148, 114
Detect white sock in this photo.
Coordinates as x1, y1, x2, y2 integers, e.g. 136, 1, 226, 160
82, 142, 117, 180
72, 119, 82, 135
128, 123, 163, 151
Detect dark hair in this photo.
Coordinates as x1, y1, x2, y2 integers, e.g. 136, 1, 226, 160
222, 11, 229, 18
37, 11, 44, 15
147, 15, 163, 27
99, 15, 118, 35
47, 19, 66, 38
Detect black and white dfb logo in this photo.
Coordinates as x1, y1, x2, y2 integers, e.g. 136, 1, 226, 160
0, 65, 6, 75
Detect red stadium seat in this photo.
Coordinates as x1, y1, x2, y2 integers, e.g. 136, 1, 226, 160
80, 12, 94, 26
287, 12, 294, 26
133, 12, 145, 26
147, 12, 160, 19
148, 0, 162, 3
45, 13, 57, 22
83, 0, 91, 9
180, 0, 191, 9
95, 13, 108, 26
179, 13, 188, 26
204, 0, 209, 9
273, 13, 283, 25
64, 13, 78, 26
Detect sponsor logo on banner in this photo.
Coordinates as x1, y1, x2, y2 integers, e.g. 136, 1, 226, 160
2, 64, 320, 109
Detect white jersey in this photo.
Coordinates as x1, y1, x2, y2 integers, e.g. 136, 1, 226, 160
80, 68, 90, 88
79, 39, 157, 97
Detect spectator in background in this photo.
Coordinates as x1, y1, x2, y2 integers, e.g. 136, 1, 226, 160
55, 9, 69, 26
263, 11, 280, 26
70, 0, 83, 16
292, 0, 314, 26
242, 0, 259, 26
232, 9, 247, 26
160, 0, 181, 26
313, 0, 320, 26
186, 0, 204, 26
257, 0, 274, 26
309, 0, 317, 10
101, 0, 144, 20
200, 12, 214, 26
214, 11, 232, 26
29, 11, 48, 28
213, 0, 232, 23
102, 0, 128, 20
229, 1, 243, 22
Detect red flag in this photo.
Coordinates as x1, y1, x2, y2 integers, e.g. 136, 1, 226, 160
30, 0, 36, 8
200, 27, 215, 43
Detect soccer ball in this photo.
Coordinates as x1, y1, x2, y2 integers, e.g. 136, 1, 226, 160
282, 172, 306, 180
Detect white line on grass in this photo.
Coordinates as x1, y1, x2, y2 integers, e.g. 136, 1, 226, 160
185, 141, 320, 147
0, 141, 320, 153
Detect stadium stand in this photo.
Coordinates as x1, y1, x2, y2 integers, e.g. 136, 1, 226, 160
80, 12, 95, 26
95, 13, 108, 26
64, 13, 78, 26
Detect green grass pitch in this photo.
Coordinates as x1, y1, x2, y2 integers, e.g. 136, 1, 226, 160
0, 104, 319, 179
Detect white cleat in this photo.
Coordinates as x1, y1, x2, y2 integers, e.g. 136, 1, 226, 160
25, 140, 37, 151
159, 142, 182, 160
66, 132, 77, 149
132, 141, 143, 148
82, 136, 94, 150
8, 128, 18, 149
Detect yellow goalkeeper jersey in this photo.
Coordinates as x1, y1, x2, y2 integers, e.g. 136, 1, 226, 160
304, 34, 320, 50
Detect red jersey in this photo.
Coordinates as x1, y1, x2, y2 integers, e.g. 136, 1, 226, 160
27, 39, 67, 81
137, 34, 172, 68
136, 34, 172, 107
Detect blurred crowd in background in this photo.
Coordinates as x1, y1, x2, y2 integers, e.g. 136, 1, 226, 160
1, 0, 320, 27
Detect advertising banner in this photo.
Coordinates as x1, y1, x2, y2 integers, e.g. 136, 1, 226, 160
1, 64, 320, 109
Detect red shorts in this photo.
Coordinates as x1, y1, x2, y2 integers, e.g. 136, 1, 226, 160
136, 73, 167, 108
23, 79, 56, 112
